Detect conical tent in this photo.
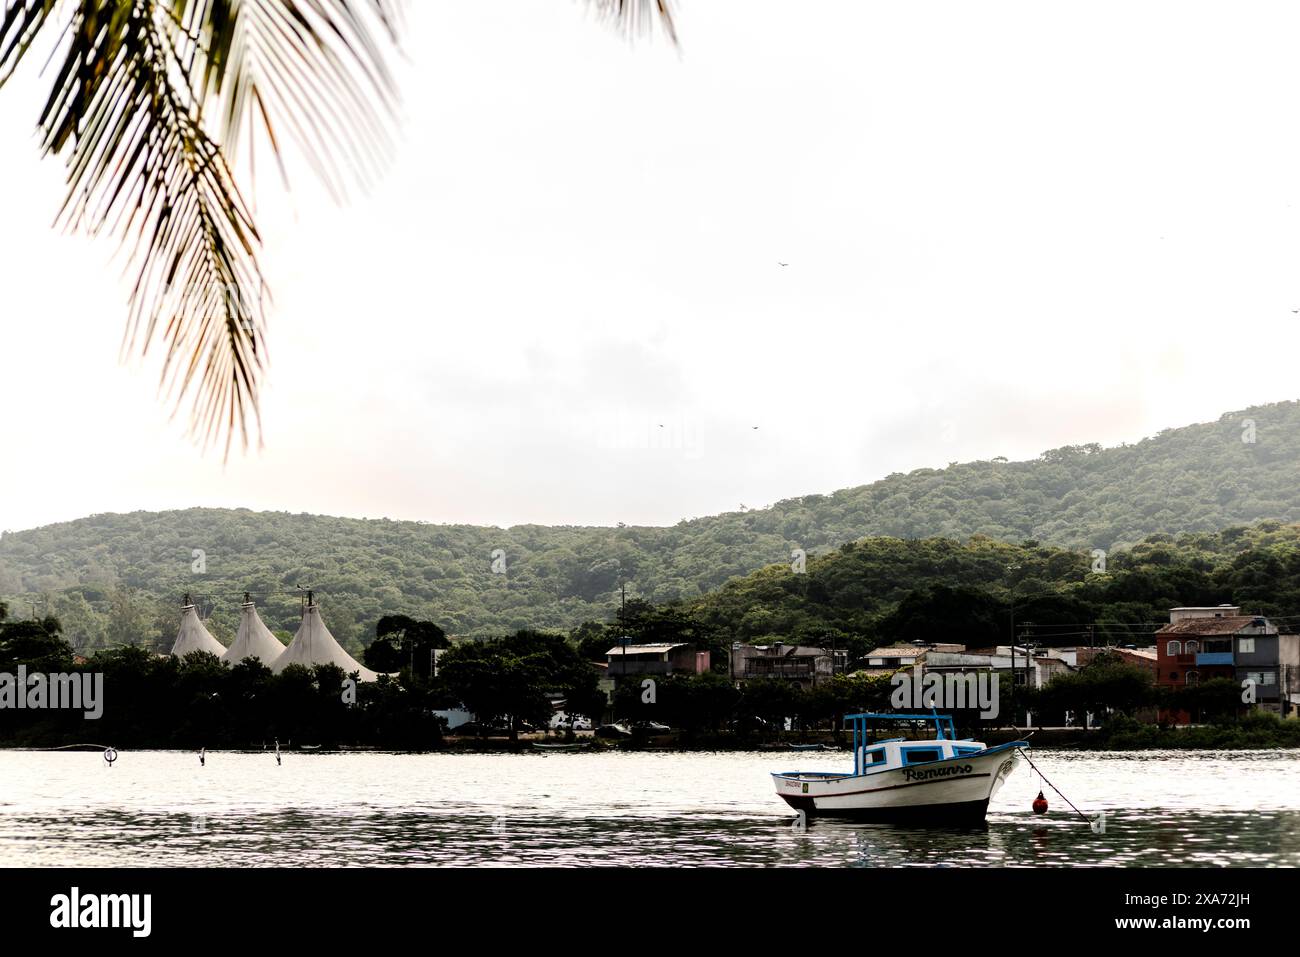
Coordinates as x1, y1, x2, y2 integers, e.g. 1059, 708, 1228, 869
272, 603, 378, 682
171, 604, 227, 658
223, 602, 286, 666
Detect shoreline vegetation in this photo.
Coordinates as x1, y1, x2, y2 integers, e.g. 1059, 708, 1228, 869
3, 599, 1298, 753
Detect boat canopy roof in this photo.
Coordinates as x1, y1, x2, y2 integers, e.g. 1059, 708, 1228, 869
844, 711, 958, 741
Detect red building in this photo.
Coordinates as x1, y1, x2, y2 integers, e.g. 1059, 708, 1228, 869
1155, 606, 1276, 724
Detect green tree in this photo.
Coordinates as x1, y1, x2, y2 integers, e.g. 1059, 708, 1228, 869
439, 631, 602, 740
0, 613, 73, 672
364, 614, 448, 681
1166, 677, 1242, 724
741, 678, 801, 735
1038, 656, 1158, 722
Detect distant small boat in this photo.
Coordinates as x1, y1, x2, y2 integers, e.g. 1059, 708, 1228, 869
772, 712, 1027, 824
531, 742, 589, 752
788, 743, 836, 751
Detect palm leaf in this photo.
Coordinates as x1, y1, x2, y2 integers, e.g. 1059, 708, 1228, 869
588, 0, 678, 45
0, 0, 673, 453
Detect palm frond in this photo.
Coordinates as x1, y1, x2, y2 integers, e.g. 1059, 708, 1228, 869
0, 1, 59, 85
186, 0, 403, 199
0, 0, 674, 454
587, 0, 678, 45
19, 0, 266, 454
0, 0, 401, 454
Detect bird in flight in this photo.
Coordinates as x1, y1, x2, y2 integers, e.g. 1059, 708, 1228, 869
777, 262, 788, 267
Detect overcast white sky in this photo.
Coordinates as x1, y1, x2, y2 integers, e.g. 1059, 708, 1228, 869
2, 0, 1300, 534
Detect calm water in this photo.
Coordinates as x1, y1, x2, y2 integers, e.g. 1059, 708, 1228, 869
0, 749, 1297, 867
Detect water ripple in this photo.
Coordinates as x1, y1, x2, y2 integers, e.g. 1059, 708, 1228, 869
0, 749, 1296, 867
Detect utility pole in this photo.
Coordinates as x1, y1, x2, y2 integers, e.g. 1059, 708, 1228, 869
729, 625, 735, 681
1009, 601, 1015, 731
1020, 621, 1034, 723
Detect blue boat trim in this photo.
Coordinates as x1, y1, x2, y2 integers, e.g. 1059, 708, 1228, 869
773, 711, 1030, 823
774, 707, 1029, 780
769, 738, 1024, 785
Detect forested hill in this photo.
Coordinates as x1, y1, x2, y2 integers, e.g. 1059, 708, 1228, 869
2, 399, 1299, 649
684, 522, 1300, 653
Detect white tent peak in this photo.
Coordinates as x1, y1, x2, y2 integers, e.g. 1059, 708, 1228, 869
223, 601, 286, 666
171, 603, 227, 658
273, 602, 378, 682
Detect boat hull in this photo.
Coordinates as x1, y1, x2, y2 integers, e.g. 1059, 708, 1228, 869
773, 744, 1022, 823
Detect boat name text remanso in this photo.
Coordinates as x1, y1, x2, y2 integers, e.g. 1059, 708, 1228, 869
902, 763, 974, 782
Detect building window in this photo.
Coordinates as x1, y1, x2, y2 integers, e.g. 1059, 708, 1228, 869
1185, 640, 1198, 654
1167, 640, 1181, 656
1185, 670, 1199, 686
1238, 637, 1255, 654
1169, 671, 1179, 681
1262, 672, 1277, 686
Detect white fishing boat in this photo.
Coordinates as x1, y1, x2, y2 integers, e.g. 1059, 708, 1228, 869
772, 712, 1027, 824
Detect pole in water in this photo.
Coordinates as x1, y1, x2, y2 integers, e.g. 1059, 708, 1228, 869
275, 739, 281, 766
199, 748, 206, 767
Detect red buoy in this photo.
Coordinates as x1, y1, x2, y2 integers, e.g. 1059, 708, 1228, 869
1032, 790, 1049, 814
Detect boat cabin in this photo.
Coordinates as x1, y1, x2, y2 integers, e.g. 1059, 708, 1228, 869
854, 738, 985, 775
850, 711, 982, 776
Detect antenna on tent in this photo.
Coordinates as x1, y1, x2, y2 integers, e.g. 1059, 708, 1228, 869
183, 592, 192, 608
243, 591, 251, 605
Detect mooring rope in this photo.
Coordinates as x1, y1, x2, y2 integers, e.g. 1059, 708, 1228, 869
1016, 747, 1092, 824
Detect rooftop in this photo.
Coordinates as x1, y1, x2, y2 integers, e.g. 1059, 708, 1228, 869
606, 642, 688, 656
1156, 616, 1266, 636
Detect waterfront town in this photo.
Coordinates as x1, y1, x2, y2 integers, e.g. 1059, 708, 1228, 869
593, 604, 1298, 731
101, 598, 1297, 741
